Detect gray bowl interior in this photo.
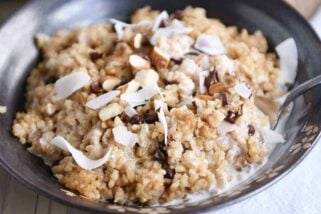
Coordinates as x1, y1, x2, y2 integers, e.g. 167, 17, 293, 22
0, 0, 321, 213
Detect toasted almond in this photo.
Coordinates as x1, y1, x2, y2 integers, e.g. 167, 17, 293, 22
150, 47, 170, 69
129, 54, 151, 73
100, 76, 121, 91
196, 94, 213, 100
99, 103, 124, 121
130, 33, 144, 49
118, 79, 141, 94
208, 83, 228, 95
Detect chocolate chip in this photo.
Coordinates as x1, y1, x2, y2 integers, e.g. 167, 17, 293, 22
119, 112, 131, 123
90, 81, 102, 93
89, 52, 103, 61
225, 109, 242, 124
153, 141, 167, 164
204, 68, 219, 89
248, 125, 255, 136
143, 112, 158, 124
219, 92, 229, 106
173, 10, 183, 20
164, 167, 175, 179
130, 114, 145, 124
44, 76, 58, 84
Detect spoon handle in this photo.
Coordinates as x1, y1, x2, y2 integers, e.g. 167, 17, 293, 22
282, 74, 321, 110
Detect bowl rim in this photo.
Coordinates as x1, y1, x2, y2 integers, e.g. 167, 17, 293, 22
0, 0, 321, 213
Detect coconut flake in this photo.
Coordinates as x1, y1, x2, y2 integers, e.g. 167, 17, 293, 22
0, 105, 7, 114
261, 128, 285, 144
233, 83, 252, 99
197, 55, 211, 70
154, 99, 168, 145
110, 19, 151, 40
54, 71, 90, 100
50, 136, 111, 170
120, 85, 158, 107
124, 106, 137, 117
194, 34, 226, 56
150, 19, 192, 45
85, 90, 120, 110
199, 70, 209, 94
276, 38, 298, 86
152, 11, 169, 31
217, 121, 236, 134
112, 126, 138, 147
135, 70, 159, 87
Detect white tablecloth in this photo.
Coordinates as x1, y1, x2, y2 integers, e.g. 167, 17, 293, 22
212, 7, 321, 214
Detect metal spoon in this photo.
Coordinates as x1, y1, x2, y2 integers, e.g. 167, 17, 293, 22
273, 74, 321, 129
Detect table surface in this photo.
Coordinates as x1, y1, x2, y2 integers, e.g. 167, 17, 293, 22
1, 0, 321, 214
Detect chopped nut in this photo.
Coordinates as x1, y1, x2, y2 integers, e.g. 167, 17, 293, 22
208, 83, 228, 95
130, 33, 144, 49
129, 54, 151, 73
196, 94, 213, 100
99, 103, 124, 121
118, 79, 141, 94
150, 47, 170, 69
90, 81, 102, 93
100, 76, 121, 91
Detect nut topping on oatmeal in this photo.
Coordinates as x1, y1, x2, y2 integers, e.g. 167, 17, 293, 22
131, 33, 144, 49
100, 76, 121, 91
208, 82, 228, 95
99, 103, 124, 121
129, 54, 151, 72
150, 46, 171, 68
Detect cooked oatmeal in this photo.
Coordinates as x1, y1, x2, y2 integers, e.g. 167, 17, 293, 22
12, 6, 295, 204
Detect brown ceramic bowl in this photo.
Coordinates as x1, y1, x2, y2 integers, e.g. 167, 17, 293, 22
0, 0, 321, 213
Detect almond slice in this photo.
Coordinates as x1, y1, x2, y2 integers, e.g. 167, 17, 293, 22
130, 33, 144, 49
118, 79, 141, 94
151, 47, 170, 69
100, 76, 121, 91
99, 103, 124, 121
129, 54, 151, 73
208, 83, 228, 95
